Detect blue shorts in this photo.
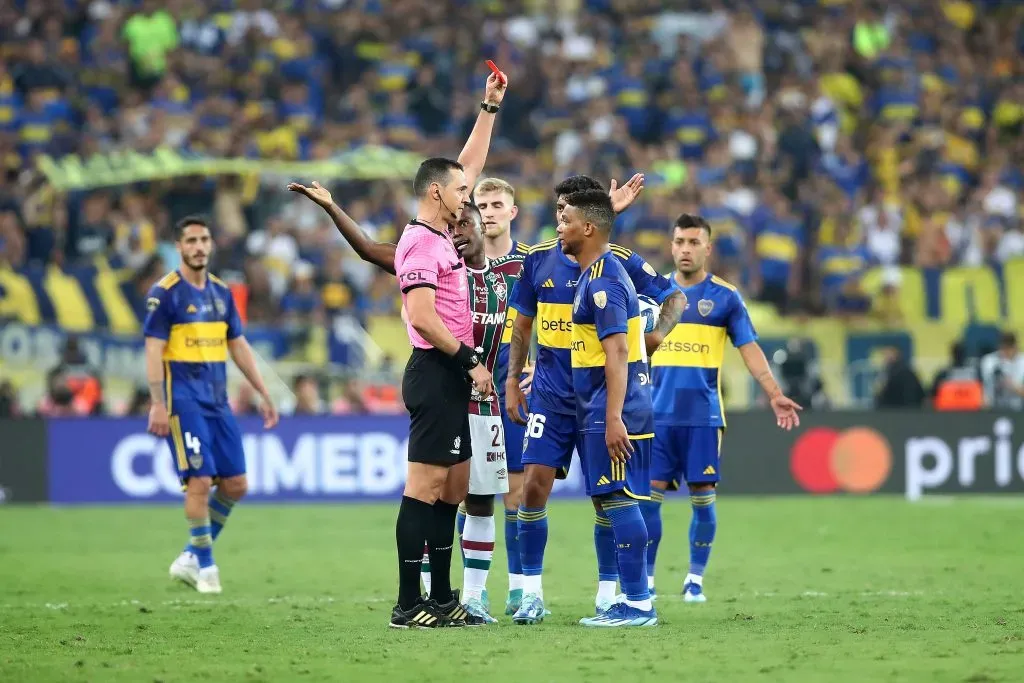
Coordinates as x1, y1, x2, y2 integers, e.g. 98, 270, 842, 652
652, 425, 723, 489
578, 432, 651, 499
168, 411, 246, 486
520, 406, 576, 479
499, 392, 527, 473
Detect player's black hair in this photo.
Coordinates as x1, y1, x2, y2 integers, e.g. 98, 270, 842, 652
554, 175, 605, 197
174, 215, 211, 241
460, 202, 483, 225
1000, 331, 1018, 348
563, 189, 615, 233
413, 157, 464, 198
674, 213, 712, 237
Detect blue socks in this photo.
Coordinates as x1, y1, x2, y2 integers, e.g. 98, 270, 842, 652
457, 503, 467, 566
594, 509, 618, 583
601, 497, 650, 603
689, 490, 717, 577
517, 506, 548, 595
189, 517, 214, 569
639, 487, 664, 587
505, 510, 523, 577
208, 490, 236, 540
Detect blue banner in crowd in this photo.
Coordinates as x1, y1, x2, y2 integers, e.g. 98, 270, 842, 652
46, 416, 589, 504
0, 322, 292, 379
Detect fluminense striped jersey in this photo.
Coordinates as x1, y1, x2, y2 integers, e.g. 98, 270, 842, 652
468, 261, 517, 416
490, 240, 529, 393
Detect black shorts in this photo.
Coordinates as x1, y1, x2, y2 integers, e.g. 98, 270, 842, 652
403, 348, 472, 466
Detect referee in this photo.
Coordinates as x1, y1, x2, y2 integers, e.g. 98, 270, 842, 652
389, 158, 495, 629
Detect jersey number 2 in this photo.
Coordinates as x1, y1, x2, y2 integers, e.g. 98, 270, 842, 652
490, 423, 501, 447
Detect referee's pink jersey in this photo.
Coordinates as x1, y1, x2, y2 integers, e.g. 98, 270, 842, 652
395, 220, 473, 349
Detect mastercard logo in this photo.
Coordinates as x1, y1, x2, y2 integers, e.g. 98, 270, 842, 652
790, 427, 892, 494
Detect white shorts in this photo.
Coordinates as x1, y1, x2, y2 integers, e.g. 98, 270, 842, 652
468, 413, 510, 496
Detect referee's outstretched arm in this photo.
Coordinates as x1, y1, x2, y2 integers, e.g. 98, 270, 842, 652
287, 181, 397, 274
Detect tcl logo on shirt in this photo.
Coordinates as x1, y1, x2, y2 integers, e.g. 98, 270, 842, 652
401, 271, 428, 283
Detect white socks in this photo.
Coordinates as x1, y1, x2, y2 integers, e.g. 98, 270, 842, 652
461, 514, 495, 602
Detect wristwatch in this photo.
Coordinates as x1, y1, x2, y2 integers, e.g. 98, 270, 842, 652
480, 101, 500, 114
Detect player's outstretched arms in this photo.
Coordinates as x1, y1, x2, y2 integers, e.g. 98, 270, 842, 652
227, 337, 280, 429
504, 312, 534, 425
737, 342, 802, 431
144, 337, 169, 437
645, 290, 686, 356
287, 181, 398, 274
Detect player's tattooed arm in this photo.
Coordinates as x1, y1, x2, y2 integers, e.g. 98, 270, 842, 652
505, 313, 534, 425
645, 290, 685, 355
287, 181, 397, 274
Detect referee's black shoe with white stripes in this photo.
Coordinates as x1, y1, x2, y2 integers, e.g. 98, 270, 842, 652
389, 597, 461, 629
437, 589, 489, 627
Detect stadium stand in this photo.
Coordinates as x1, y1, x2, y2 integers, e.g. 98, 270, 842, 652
0, 0, 1020, 416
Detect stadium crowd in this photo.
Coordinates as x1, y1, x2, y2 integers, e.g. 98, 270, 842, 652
0, 0, 1021, 415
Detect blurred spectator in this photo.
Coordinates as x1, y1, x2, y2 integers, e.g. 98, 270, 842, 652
288, 374, 324, 416
980, 332, 1024, 410
333, 378, 369, 415
125, 385, 151, 417
0, 380, 20, 417
774, 338, 829, 410
931, 341, 984, 411
875, 346, 927, 409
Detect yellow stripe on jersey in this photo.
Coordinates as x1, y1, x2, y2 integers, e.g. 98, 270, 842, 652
711, 275, 737, 291
515, 242, 530, 254
571, 317, 644, 368
157, 271, 180, 289
536, 302, 574, 349
208, 274, 227, 287
164, 360, 173, 412
609, 244, 632, 258
650, 323, 727, 369
170, 416, 187, 471
164, 322, 229, 363
528, 239, 558, 254
501, 306, 518, 344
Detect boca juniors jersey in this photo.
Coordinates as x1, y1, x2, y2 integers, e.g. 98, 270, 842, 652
571, 252, 654, 436
650, 273, 758, 427
142, 270, 244, 415
468, 260, 517, 416
509, 240, 675, 416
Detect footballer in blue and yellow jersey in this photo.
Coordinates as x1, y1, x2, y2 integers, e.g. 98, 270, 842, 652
572, 251, 654, 499
507, 238, 673, 475
143, 269, 243, 417
144, 216, 278, 593
556, 189, 657, 625
645, 214, 800, 605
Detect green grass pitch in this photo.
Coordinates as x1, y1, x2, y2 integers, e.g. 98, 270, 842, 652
1, 497, 1022, 682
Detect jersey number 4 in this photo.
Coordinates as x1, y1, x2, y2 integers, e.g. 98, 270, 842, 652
526, 413, 546, 439
184, 432, 202, 455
